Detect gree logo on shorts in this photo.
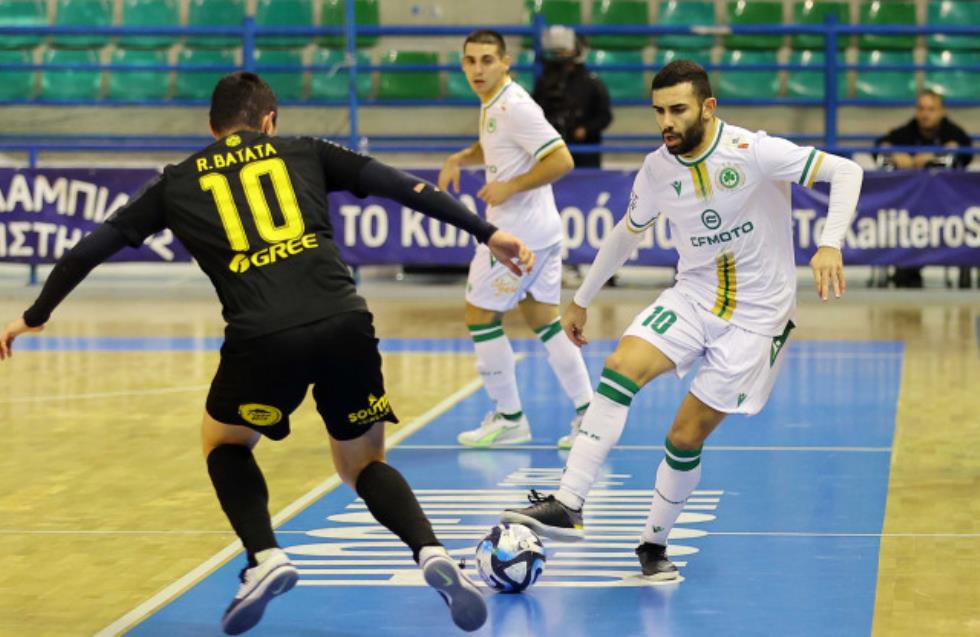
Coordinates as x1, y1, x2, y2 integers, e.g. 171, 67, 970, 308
239, 403, 283, 426
229, 232, 319, 273
348, 394, 393, 424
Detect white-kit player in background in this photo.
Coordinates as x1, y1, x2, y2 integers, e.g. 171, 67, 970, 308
503, 60, 864, 579
439, 29, 594, 449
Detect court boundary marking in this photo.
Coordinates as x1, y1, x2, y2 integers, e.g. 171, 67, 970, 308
93, 373, 490, 637
396, 444, 893, 453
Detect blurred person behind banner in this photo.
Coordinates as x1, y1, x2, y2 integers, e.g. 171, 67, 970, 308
532, 26, 612, 169
875, 89, 974, 288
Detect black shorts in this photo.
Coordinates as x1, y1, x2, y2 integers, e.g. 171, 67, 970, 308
206, 311, 398, 441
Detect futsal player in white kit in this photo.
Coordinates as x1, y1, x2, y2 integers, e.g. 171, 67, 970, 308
439, 29, 594, 449
503, 60, 864, 578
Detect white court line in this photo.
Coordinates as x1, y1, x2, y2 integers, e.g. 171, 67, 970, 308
0, 384, 211, 404
708, 532, 980, 538
94, 373, 489, 637
396, 444, 892, 453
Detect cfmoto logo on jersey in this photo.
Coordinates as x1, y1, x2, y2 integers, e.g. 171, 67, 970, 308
348, 394, 393, 424
229, 233, 319, 273
691, 210, 755, 247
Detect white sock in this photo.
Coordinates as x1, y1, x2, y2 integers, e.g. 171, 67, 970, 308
254, 548, 281, 564
536, 318, 594, 410
640, 441, 703, 546
555, 367, 639, 510
418, 545, 450, 566
468, 321, 522, 416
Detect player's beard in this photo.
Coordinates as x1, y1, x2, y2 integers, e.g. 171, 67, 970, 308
663, 106, 706, 156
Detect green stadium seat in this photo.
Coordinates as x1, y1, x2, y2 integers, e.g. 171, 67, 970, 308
40, 48, 101, 100
310, 48, 372, 100
854, 49, 916, 99
928, 1, 980, 51
716, 49, 780, 99
725, 1, 784, 50
512, 49, 537, 93
53, 0, 113, 49
175, 47, 236, 100
525, 0, 582, 25
791, 1, 850, 51
588, 49, 647, 100
0, 49, 35, 100
321, 0, 380, 49
445, 51, 473, 99
786, 49, 848, 98
377, 50, 440, 100
590, 0, 649, 51
656, 1, 715, 50
107, 48, 168, 100
925, 49, 980, 99
858, 1, 916, 51
186, 0, 246, 49
255, 48, 305, 100
256, 0, 312, 49
652, 47, 712, 72
119, 0, 179, 50
0, 0, 47, 51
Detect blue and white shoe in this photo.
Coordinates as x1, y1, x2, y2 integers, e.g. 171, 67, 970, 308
222, 548, 299, 635
422, 551, 487, 632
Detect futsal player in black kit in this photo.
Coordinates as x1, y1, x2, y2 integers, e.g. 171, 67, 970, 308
0, 73, 535, 634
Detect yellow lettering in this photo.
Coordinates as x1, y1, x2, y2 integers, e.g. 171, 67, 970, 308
264, 143, 277, 156
224, 152, 238, 167
286, 237, 304, 254
270, 243, 289, 261
302, 233, 318, 249
252, 249, 271, 266
244, 146, 257, 162
196, 158, 210, 172
213, 154, 225, 168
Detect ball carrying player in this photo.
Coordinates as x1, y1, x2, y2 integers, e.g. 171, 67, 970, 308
439, 29, 595, 449
502, 60, 864, 579
0, 73, 536, 634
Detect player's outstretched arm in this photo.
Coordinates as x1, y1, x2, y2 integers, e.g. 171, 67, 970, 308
1, 223, 130, 359
358, 159, 532, 275
811, 153, 863, 301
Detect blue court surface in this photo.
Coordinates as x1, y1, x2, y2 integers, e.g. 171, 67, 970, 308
125, 339, 901, 637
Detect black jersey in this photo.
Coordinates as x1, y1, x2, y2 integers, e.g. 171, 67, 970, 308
108, 131, 371, 341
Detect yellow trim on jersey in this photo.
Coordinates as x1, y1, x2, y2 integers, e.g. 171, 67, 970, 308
805, 152, 826, 188
626, 211, 656, 234
534, 136, 565, 160
478, 79, 513, 133
689, 163, 713, 200
711, 251, 736, 320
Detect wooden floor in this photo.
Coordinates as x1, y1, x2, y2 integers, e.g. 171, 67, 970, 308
0, 277, 977, 636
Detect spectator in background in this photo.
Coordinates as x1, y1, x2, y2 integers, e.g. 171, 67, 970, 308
875, 89, 974, 288
533, 26, 612, 168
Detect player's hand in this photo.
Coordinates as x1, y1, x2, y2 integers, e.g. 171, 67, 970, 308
562, 302, 589, 347
0, 317, 43, 361
487, 230, 535, 277
810, 246, 846, 301
438, 158, 461, 193
477, 180, 516, 207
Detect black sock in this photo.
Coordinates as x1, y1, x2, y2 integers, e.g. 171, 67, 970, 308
207, 444, 278, 566
355, 461, 440, 563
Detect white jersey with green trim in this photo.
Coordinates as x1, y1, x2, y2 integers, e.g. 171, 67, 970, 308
478, 79, 566, 250
627, 120, 828, 337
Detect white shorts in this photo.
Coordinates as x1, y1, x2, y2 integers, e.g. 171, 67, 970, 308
622, 288, 795, 415
465, 242, 562, 312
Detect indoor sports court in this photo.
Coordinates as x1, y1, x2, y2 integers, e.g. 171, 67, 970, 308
1, 1, 979, 636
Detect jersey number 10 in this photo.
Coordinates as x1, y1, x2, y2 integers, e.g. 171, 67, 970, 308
199, 158, 305, 251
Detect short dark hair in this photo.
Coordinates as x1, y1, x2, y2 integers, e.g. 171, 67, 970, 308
463, 29, 507, 56
209, 72, 278, 134
651, 60, 713, 103
918, 88, 944, 105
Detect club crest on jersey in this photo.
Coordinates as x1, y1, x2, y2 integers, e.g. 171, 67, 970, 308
225, 134, 242, 147
487, 117, 497, 133
716, 165, 743, 190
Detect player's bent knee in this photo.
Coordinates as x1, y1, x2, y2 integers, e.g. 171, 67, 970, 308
666, 426, 705, 451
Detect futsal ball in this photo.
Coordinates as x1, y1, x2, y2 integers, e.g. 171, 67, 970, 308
474, 523, 546, 593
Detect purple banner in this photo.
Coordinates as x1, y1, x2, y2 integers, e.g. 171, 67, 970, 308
2, 167, 978, 266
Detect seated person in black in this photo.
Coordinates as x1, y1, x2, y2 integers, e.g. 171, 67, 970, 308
0, 72, 535, 635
